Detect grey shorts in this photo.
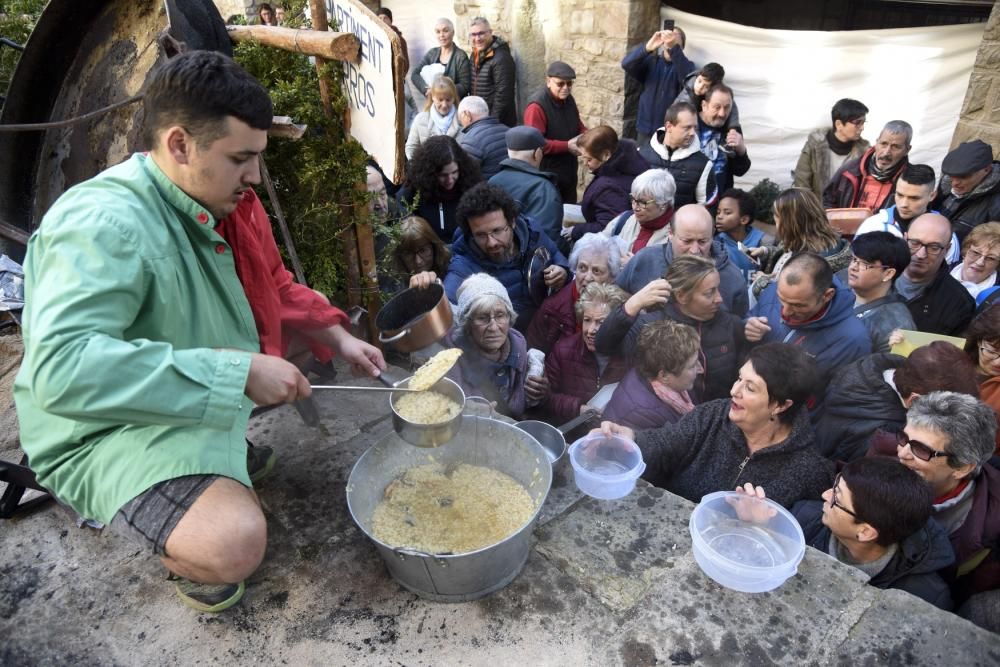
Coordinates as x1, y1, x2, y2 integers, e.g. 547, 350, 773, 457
109, 475, 220, 556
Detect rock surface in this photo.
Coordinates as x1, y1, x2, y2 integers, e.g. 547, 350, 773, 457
2, 360, 999, 665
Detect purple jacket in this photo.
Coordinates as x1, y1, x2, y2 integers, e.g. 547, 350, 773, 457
603, 368, 685, 430
525, 282, 577, 354
545, 332, 628, 423
444, 327, 528, 419
574, 139, 648, 241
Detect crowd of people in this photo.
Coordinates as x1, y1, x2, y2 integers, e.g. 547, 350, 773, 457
11, 13, 1000, 629
374, 17, 1000, 631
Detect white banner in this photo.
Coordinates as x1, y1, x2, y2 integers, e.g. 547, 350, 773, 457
663, 6, 985, 189
326, 0, 405, 183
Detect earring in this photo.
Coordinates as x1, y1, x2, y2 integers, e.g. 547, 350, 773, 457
769, 413, 776, 422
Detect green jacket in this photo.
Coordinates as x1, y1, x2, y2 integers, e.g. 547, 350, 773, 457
15, 154, 258, 523
793, 128, 870, 200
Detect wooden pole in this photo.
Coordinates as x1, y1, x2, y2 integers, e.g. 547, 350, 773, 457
227, 26, 360, 63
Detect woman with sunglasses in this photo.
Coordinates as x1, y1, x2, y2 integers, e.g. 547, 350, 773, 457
892, 392, 999, 617
963, 304, 1000, 455
598, 343, 833, 509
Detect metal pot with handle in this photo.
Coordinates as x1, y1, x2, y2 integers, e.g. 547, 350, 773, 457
376, 283, 452, 352
346, 415, 552, 601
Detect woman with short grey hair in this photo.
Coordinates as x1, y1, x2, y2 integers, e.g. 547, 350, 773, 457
411, 17, 472, 99
526, 233, 621, 354
894, 390, 1000, 614
603, 169, 677, 253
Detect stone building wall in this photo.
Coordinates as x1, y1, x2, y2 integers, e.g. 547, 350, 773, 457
953, 1, 1000, 155
454, 0, 658, 133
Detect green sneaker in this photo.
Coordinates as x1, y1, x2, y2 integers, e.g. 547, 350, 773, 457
171, 575, 245, 613
246, 442, 275, 484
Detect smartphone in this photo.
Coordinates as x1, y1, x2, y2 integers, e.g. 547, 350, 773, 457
663, 19, 675, 31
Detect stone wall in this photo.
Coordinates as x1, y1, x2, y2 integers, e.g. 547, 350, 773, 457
215, 0, 253, 22
953, 1, 1000, 155
454, 0, 658, 133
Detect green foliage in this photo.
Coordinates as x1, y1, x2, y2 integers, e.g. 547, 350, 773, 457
0, 0, 47, 106
749, 178, 782, 226
234, 6, 377, 298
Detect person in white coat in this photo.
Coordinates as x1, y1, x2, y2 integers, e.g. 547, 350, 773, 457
405, 76, 461, 159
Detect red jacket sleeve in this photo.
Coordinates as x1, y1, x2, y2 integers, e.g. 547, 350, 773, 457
524, 102, 576, 156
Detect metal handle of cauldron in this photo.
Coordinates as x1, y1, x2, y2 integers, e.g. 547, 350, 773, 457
394, 547, 451, 567
378, 328, 410, 344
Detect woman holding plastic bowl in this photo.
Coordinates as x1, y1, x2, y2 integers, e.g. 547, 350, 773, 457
597, 342, 833, 508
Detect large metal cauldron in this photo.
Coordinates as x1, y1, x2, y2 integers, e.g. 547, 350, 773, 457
346, 415, 552, 601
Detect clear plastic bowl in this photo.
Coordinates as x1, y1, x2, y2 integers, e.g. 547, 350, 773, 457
568, 434, 645, 500
689, 491, 806, 593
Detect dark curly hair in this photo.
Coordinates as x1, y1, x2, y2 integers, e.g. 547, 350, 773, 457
404, 135, 482, 201
455, 183, 519, 235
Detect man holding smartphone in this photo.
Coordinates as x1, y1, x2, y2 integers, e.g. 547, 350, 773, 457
621, 21, 695, 147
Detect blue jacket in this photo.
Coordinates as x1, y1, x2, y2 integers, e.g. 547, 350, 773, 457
457, 116, 510, 179
620, 43, 695, 136
750, 277, 872, 385
444, 214, 569, 321
717, 227, 769, 283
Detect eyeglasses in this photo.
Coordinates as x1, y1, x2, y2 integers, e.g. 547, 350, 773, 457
402, 245, 434, 261
906, 239, 947, 257
551, 80, 574, 88
471, 224, 511, 244
979, 343, 1000, 361
967, 248, 1000, 265
895, 431, 953, 462
469, 30, 489, 38
471, 311, 511, 327
829, 474, 858, 519
847, 118, 866, 127
849, 257, 885, 272
629, 195, 656, 209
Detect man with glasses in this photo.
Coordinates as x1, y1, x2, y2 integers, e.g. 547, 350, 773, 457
615, 204, 749, 316
467, 17, 516, 127
891, 392, 999, 621
847, 232, 915, 353
896, 213, 974, 335
444, 183, 569, 331
786, 457, 955, 609
793, 98, 870, 200
855, 164, 960, 265
639, 101, 716, 208
523, 61, 587, 204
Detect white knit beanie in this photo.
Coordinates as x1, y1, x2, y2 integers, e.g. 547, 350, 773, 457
455, 273, 515, 326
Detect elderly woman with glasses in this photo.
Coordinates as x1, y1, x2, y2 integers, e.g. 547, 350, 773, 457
963, 305, 1000, 455
886, 392, 999, 615
603, 169, 676, 255
544, 282, 629, 423
952, 222, 1000, 299
598, 343, 834, 508
444, 274, 548, 418
525, 233, 622, 354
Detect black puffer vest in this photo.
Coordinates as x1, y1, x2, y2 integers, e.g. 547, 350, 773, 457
639, 132, 710, 208
529, 87, 581, 202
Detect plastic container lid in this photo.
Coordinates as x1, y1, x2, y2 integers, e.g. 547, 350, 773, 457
689, 491, 806, 593
568, 434, 645, 500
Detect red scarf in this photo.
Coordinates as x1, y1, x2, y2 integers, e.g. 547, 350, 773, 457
631, 207, 673, 253
934, 478, 971, 505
